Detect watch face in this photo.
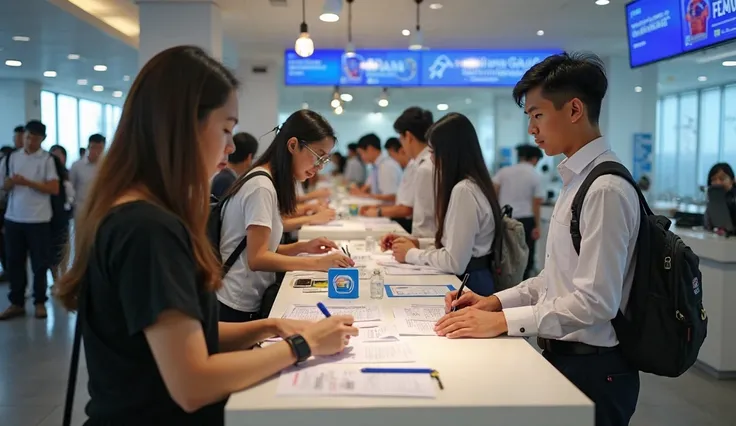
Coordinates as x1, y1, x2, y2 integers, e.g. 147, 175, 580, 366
288, 334, 311, 362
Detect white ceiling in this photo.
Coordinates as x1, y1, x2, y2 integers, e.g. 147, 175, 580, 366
0, 0, 734, 110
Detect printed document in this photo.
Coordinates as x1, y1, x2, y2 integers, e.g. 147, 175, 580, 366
395, 318, 439, 336
393, 304, 446, 322
283, 304, 383, 322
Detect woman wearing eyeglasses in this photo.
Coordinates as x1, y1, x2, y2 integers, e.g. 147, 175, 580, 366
216, 110, 354, 323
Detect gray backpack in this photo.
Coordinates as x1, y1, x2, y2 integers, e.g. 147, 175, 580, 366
491, 205, 529, 291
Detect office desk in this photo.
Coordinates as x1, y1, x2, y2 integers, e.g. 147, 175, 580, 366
226, 243, 594, 426
298, 218, 407, 241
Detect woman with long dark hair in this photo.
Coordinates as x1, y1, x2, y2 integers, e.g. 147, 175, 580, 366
384, 112, 500, 296
216, 110, 353, 322
55, 46, 357, 425
705, 162, 736, 230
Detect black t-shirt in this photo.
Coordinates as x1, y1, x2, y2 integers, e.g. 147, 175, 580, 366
81, 201, 226, 425
211, 168, 237, 199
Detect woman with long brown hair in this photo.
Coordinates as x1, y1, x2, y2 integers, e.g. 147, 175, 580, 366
55, 46, 357, 425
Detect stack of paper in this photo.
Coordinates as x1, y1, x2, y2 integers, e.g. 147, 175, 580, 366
379, 260, 445, 276
385, 285, 454, 298
282, 304, 383, 322
392, 304, 445, 336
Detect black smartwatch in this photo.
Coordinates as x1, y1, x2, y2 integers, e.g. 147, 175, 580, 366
377, 207, 383, 217
285, 334, 312, 364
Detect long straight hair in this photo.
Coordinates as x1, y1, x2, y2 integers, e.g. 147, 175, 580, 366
428, 112, 500, 248
224, 109, 335, 215
55, 46, 239, 310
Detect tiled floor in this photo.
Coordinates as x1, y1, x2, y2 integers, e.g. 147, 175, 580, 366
1, 283, 735, 426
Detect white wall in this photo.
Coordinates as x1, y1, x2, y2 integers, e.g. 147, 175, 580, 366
238, 61, 279, 155
0, 79, 41, 144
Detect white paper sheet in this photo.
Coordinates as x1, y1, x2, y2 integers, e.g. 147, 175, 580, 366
324, 341, 417, 364
392, 305, 446, 322
395, 318, 439, 336
283, 304, 383, 322
352, 324, 400, 342
387, 285, 451, 297
277, 365, 435, 398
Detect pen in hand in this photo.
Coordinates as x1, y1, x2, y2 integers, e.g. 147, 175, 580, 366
452, 274, 470, 313
317, 302, 332, 317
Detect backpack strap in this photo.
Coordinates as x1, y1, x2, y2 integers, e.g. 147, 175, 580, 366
4, 150, 11, 177
570, 161, 653, 255
219, 170, 275, 277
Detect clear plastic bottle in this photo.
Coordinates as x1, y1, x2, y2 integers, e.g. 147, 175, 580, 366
365, 235, 376, 253
370, 269, 384, 299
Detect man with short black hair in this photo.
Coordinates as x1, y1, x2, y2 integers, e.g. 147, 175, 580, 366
343, 143, 365, 185
384, 137, 410, 169
351, 133, 402, 203
360, 107, 435, 237
493, 144, 544, 278
435, 52, 641, 426
71, 133, 106, 211
211, 132, 259, 198
0, 120, 59, 320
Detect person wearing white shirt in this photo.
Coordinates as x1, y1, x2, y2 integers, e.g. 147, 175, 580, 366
493, 144, 544, 278
217, 110, 353, 322
384, 112, 501, 297
383, 137, 410, 169
350, 134, 402, 203
360, 107, 436, 238
435, 53, 640, 426
70, 133, 106, 212
343, 143, 366, 185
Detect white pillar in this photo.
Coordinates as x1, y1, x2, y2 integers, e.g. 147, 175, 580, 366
237, 60, 279, 155
601, 56, 658, 173
0, 79, 41, 136
136, 0, 223, 68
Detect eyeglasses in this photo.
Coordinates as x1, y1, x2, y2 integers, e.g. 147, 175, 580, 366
300, 141, 331, 168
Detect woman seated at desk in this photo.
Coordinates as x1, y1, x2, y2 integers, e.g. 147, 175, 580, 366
379, 113, 500, 296
704, 162, 736, 231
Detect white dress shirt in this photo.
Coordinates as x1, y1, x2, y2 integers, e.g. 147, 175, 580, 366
495, 138, 640, 347
405, 179, 495, 275
493, 162, 544, 218
344, 156, 366, 184
70, 157, 99, 210
395, 158, 417, 207
370, 154, 403, 195
407, 147, 436, 238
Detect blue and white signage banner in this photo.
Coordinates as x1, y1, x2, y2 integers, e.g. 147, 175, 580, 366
633, 132, 653, 182
420, 51, 555, 87
284, 49, 558, 87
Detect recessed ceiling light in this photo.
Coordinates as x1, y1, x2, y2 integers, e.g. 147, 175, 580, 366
465, 98, 472, 105
77, 79, 88, 86
319, 13, 340, 22
43, 71, 57, 78
112, 91, 123, 98
698, 75, 708, 82
5, 60, 22, 67
595, 0, 610, 4
537, 30, 545, 36
12, 36, 30, 42
722, 60, 736, 67
437, 103, 449, 111
429, 3, 443, 9
402, 29, 411, 36
340, 93, 353, 102
634, 86, 643, 92
92, 85, 104, 92
68, 54, 80, 60
123, 75, 130, 81
94, 65, 107, 72
378, 99, 389, 107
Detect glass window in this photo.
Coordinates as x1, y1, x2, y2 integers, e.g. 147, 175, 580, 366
57, 95, 80, 163
698, 88, 722, 195
40, 91, 57, 150
79, 99, 103, 145
104, 104, 114, 140
677, 92, 699, 199
112, 106, 122, 134
656, 95, 679, 197
723, 85, 736, 165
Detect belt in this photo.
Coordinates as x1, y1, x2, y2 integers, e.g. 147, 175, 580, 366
464, 254, 492, 274
537, 337, 619, 356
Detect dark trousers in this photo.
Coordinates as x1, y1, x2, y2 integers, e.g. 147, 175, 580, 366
518, 216, 536, 279
0, 214, 6, 273
543, 349, 640, 426
462, 268, 495, 296
5, 220, 51, 306
218, 301, 259, 323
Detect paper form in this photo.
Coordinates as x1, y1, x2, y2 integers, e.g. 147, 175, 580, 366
386, 285, 454, 297
327, 341, 417, 364
352, 324, 400, 342
393, 305, 446, 322
277, 365, 435, 398
395, 318, 439, 336
283, 304, 383, 322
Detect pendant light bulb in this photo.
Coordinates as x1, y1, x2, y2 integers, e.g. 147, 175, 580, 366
295, 0, 314, 58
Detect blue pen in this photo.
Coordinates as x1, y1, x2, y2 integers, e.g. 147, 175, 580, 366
360, 368, 435, 374
316, 302, 332, 317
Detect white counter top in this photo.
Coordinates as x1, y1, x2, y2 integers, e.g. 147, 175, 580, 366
225, 242, 594, 426
298, 218, 407, 241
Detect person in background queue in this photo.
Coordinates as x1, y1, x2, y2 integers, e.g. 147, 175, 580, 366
54, 46, 357, 425
381, 113, 499, 296
70, 133, 106, 212
384, 137, 410, 169
12, 126, 24, 150
435, 52, 641, 426
361, 107, 436, 237
343, 142, 366, 185
211, 132, 258, 198
704, 162, 736, 231
216, 110, 353, 323
49, 145, 75, 282
350, 133, 403, 202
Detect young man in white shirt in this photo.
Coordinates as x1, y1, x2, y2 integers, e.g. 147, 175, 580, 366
343, 143, 366, 185
383, 137, 410, 169
70, 133, 106, 211
350, 133, 402, 203
360, 107, 436, 237
493, 144, 544, 278
0, 120, 60, 320
435, 52, 641, 426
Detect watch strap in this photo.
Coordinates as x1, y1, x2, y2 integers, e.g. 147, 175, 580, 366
285, 334, 312, 364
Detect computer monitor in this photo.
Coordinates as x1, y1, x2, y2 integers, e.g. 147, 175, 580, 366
706, 186, 736, 234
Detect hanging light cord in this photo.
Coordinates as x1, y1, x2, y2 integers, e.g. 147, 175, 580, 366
415, 0, 422, 33
348, 0, 353, 43
302, 0, 306, 24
